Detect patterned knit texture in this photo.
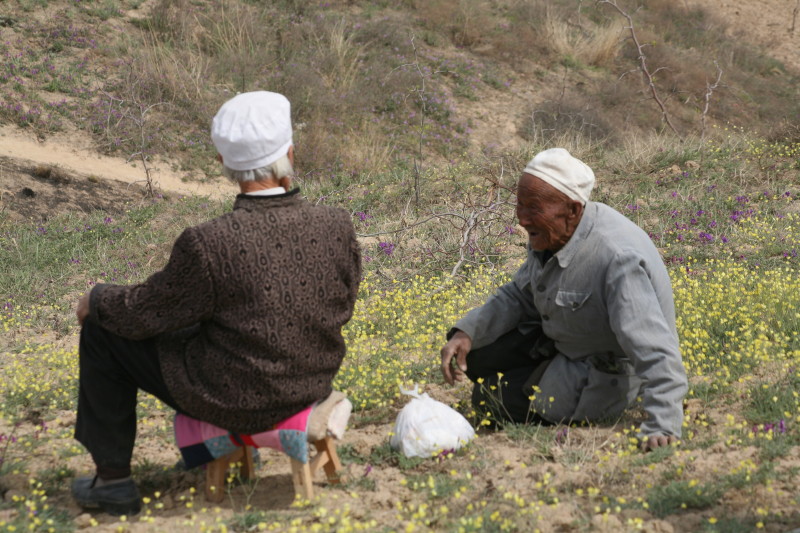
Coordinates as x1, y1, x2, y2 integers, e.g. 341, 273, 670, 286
89, 190, 361, 433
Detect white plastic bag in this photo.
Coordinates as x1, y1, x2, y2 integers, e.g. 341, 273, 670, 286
390, 385, 476, 458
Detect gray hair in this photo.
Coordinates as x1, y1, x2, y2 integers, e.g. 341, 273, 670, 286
222, 154, 294, 183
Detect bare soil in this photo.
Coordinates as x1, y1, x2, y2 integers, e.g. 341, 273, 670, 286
0, 125, 237, 224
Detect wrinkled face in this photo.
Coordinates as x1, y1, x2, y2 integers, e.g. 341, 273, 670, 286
516, 174, 583, 252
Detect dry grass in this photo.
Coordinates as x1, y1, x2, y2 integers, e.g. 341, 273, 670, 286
541, 8, 624, 68
313, 18, 365, 91
415, 0, 494, 48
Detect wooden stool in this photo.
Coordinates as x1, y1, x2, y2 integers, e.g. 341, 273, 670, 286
204, 436, 345, 503
205, 445, 256, 503
290, 436, 345, 500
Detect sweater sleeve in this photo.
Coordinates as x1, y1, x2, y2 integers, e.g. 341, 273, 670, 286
88, 227, 215, 340
605, 251, 688, 438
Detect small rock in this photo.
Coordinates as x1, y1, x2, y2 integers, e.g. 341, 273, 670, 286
0, 508, 18, 521
686, 160, 700, 169
4, 489, 23, 501
74, 513, 93, 529
591, 513, 623, 531
669, 164, 681, 174
683, 398, 703, 415
643, 519, 675, 533
161, 494, 174, 510
2, 474, 30, 492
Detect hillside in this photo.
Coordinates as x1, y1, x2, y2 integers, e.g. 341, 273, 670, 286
0, 0, 798, 206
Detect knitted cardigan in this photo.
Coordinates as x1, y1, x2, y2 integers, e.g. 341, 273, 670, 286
89, 189, 361, 433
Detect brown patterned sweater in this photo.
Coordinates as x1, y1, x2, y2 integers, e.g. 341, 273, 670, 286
88, 190, 361, 433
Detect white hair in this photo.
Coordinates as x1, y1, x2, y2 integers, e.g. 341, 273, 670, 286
222, 154, 294, 183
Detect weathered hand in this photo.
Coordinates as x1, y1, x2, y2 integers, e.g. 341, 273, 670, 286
76, 293, 90, 326
440, 331, 472, 385
641, 434, 678, 452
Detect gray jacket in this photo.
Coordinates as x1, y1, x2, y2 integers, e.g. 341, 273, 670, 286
454, 202, 687, 437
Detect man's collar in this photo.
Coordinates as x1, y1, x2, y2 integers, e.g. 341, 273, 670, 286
233, 188, 301, 210
552, 201, 597, 267
245, 186, 287, 196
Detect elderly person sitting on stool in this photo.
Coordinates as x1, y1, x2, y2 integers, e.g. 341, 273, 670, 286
440, 148, 687, 451
72, 91, 361, 516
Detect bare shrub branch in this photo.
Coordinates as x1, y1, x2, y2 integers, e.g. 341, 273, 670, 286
700, 62, 723, 145
598, 0, 681, 136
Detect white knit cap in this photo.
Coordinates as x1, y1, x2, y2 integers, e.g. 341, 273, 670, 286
523, 148, 595, 205
211, 91, 293, 171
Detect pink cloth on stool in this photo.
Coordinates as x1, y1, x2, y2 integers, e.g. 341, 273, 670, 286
174, 404, 314, 468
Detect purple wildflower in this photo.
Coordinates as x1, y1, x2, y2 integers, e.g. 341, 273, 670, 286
378, 242, 395, 256
555, 427, 569, 445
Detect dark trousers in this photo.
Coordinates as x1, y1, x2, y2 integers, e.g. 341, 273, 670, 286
465, 329, 552, 425
75, 320, 182, 479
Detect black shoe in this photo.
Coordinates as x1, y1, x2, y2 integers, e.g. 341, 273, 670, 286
71, 476, 141, 516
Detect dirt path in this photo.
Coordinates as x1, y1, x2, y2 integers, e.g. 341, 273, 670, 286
0, 126, 237, 200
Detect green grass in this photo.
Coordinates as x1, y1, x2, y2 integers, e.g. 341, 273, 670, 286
745, 374, 800, 425
646, 480, 725, 518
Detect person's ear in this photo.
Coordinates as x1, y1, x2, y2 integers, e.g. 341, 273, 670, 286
216, 153, 223, 164
569, 200, 584, 219
287, 145, 295, 166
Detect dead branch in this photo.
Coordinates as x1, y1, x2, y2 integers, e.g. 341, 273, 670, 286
450, 210, 480, 277
700, 61, 723, 145
598, 0, 681, 136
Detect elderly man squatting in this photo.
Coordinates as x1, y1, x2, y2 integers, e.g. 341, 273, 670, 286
440, 148, 687, 451
71, 91, 361, 515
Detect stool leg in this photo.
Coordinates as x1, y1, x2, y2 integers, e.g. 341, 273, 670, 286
290, 458, 314, 500
313, 437, 345, 484
240, 445, 255, 480
205, 446, 254, 503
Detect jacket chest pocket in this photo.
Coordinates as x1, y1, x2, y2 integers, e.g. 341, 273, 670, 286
555, 290, 591, 311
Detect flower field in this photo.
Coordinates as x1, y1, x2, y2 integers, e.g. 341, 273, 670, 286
1, 132, 799, 532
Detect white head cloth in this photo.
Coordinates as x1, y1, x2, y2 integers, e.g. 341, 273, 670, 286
523, 148, 595, 205
211, 91, 293, 171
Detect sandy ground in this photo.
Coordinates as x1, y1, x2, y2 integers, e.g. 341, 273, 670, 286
0, 126, 237, 202
686, 0, 800, 73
